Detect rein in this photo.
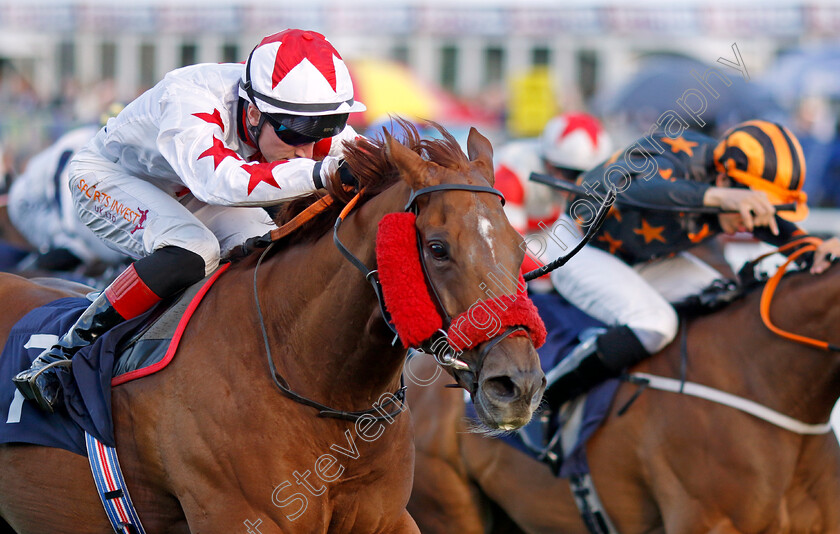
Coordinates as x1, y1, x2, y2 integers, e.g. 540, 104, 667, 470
252, 238, 405, 422
251, 190, 404, 422
268, 194, 334, 241
757, 237, 840, 351
522, 187, 616, 282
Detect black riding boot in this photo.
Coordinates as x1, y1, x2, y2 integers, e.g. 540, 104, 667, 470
14, 246, 208, 412
13, 292, 124, 412
543, 325, 650, 408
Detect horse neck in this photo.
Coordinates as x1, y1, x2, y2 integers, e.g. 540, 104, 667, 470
257, 184, 411, 409
684, 266, 840, 424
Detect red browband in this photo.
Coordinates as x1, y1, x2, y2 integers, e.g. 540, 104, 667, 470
376, 212, 546, 350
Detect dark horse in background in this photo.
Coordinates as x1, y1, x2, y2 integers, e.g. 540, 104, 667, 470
0, 124, 544, 532
408, 259, 840, 533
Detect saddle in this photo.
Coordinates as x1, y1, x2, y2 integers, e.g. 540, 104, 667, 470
0, 265, 228, 456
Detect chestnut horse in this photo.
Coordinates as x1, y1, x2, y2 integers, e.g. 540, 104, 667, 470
0, 125, 544, 533
408, 262, 840, 533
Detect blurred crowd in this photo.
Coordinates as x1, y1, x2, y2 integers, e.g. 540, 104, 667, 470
1, 46, 840, 207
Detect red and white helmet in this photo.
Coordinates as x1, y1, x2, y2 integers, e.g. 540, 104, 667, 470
539, 112, 612, 171
239, 29, 366, 117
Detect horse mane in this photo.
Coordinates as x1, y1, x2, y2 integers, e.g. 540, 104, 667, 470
269, 118, 468, 248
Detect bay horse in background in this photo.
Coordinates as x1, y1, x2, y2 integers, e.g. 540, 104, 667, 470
408, 258, 840, 533
0, 123, 544, 533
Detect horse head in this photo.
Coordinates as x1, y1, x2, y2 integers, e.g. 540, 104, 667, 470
375, 125, 546, 430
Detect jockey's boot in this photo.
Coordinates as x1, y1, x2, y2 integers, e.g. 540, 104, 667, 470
13, 264, 162, 412
543, 326, 649, 409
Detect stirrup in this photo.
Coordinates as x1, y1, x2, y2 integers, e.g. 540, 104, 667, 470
13, 359, 72, 413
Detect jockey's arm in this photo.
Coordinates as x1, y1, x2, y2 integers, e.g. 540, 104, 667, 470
583, 160, 710, 211
157, 94, 355, 208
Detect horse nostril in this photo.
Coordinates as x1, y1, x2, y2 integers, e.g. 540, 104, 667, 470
483, 375, 518, 401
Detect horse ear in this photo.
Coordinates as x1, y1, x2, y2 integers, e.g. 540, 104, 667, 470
467, 127, 493, 162
466, 127, 495, 185
385, 130, 429, 189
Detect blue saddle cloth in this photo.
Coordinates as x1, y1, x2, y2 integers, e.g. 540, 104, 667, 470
0, 240, 29, 271
0, 297, 153, 456
466, 291, 621, 478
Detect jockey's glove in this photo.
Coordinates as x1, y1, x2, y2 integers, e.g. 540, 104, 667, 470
337, 159, 358, 190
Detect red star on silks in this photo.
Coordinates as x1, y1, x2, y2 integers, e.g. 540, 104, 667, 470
688, 224, 711, 243
198, 137, 240, 169
634, 219, 667, 244
259, 30, 338, 91
243, 160, 286, 195
559, 113, 602, 145
661, 136, 698, 157
597, 231, 623, 254
193, 109, 225, 133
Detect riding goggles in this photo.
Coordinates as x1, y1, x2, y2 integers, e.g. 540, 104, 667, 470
263, 113, 350, 147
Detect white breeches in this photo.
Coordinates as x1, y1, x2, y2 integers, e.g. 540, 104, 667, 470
68, 139, 274, 276
540, 218, 722, 354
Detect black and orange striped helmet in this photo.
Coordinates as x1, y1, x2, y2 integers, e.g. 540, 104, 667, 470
713, 120, 808, 221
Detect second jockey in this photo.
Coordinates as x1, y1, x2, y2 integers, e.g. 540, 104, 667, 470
541, 121, 840, 406
494, 112, 613, 290
14, 29, 366, 412
7, 104, 129, 275
495, 112, 613, 235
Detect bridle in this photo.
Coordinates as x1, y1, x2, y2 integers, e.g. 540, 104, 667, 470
249, 182, 507, 421
334, 183, 512, 395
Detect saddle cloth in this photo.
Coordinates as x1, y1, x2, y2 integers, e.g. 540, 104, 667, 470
465, 291, 620, 478
0, 265, 227, 456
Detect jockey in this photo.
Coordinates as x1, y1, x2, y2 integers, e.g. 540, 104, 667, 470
14, 29, 366, 412
495, 112, 613, 235
494, 112, 612, 289
542, 120, 840, 406
7, 104, 129, 274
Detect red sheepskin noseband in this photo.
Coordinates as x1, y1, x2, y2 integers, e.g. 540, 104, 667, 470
376, 212, 546, 350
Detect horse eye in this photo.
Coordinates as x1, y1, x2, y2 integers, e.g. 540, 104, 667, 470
428, 241, 449, 261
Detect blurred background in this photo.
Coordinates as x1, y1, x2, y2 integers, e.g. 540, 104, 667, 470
0, 0, 838, 428
0, 0, 837, 189
0, 0, 838, 197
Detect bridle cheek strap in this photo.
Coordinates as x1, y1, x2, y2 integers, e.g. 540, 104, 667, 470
376, 211, 546, 350
446, 282, 546, 352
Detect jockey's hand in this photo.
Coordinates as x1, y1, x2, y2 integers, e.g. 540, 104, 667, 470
811, 237, 840, 274
324, 159, 357, 202
337, 159, 358, 189
705, 187, 778, 235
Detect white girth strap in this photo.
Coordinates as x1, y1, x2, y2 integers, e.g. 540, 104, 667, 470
630, 372, 833, 435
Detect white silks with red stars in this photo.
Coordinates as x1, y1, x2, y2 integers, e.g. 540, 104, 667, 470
94, 62, 359, 205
